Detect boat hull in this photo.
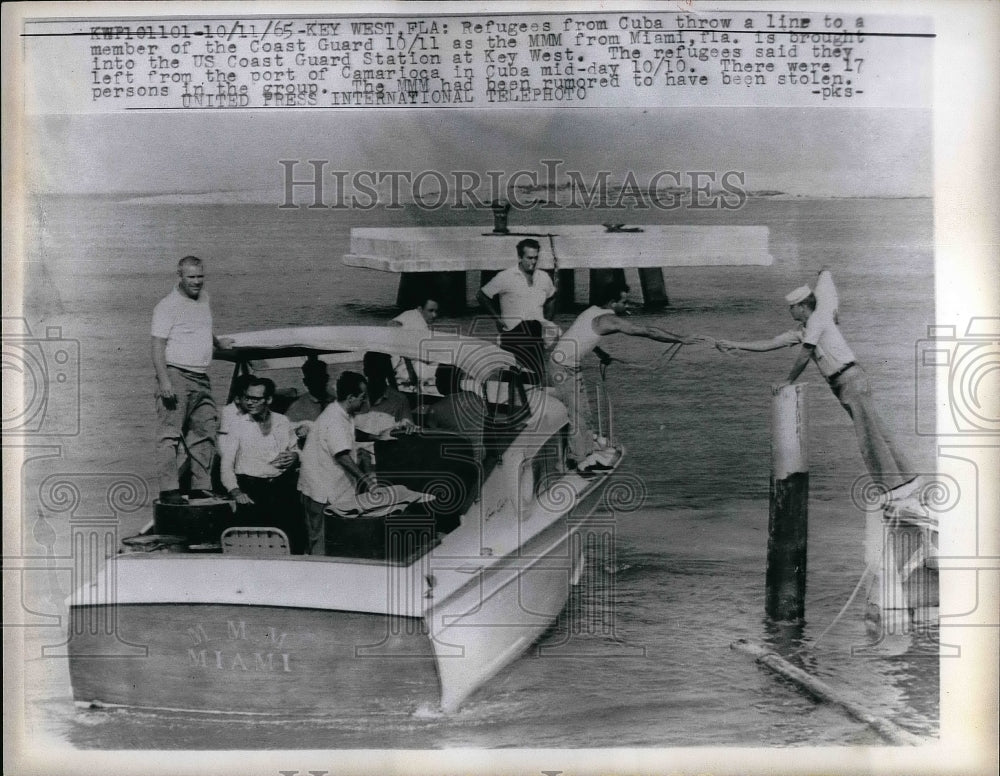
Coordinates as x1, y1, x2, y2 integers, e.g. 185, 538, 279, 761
69, 604, 438, 715
430, 525, 587, 711
68, 452, 621, 715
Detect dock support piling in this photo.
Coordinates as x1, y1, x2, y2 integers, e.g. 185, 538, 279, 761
637, 268, 670, 307
479, 269, 499, 289
766, 383, 809, 622
555, 268, 576, 312
397, 271, 468, 315
589, 268, 627, 305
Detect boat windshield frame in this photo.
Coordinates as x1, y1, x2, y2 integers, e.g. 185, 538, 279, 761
217, 327, 530, 428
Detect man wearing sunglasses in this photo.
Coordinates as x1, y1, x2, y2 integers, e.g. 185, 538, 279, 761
219, 376, 301, 548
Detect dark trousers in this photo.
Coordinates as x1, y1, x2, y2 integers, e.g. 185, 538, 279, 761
235, 471, 305, 553
499, 320, 546, 382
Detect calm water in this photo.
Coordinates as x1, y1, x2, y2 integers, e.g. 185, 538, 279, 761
17, 196, 937, 748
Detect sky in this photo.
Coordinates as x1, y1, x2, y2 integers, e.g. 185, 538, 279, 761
28, 107, 932, 201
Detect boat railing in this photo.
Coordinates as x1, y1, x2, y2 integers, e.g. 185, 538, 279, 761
593, 380, 615, 448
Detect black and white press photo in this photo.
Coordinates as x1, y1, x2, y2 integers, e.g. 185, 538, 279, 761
3, 2, 998, 775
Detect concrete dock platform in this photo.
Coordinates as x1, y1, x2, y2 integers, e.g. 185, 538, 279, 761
344, 224, 773, 312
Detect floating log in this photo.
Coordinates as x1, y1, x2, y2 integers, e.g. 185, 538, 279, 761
766, 383, 809, 622
731, 638, 926, 746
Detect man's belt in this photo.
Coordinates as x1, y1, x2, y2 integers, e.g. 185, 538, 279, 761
167, 364, 209, 376
826, 362, 857, 382
239, 472, 288, 485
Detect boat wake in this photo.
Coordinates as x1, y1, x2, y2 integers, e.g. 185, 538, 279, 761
412, 702, 447, 720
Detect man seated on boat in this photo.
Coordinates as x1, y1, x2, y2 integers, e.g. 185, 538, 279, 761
550, 281, 700, 474
285, 356, 333, 445
424, 364, 487, 462
389, 295, 439, 330
297, 370, 374, 555
219, 377, 302, 550
476, 238, 560, 383
388, 294, 440, 386
355, 351, 417, 470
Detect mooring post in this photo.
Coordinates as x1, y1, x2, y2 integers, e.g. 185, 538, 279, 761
766, 382, 809, 621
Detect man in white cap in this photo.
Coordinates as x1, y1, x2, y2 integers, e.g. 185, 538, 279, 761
715, 270, 926, 520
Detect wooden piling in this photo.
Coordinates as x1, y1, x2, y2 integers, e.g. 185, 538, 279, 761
766, 383, 809, 622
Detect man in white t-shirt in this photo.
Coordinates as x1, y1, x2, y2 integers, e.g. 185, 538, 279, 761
151, 256, 231, 504
476, 238, 557, 379
716, 270, 925, 518
552, 281, 697, 473
297, 371, 373, 555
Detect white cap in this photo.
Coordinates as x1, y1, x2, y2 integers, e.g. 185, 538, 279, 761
784, 285, 812, 305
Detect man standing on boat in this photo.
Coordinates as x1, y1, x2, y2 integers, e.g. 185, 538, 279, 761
550, 281, 699, 474
714, 270, 926, 519
476, 238, 558, 379
219, 377, 302, 549
286, 355, 332, 424
297, 371, 374, 555
151, 256, 231, 505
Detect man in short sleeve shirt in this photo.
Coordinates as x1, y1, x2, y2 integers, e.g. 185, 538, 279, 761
715, 270, 924, 517
151, 256, 229, 503
476, 238, 557, 377
297, 371, 373, 555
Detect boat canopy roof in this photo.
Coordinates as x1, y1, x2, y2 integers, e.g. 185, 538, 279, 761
215, 326, 518, 386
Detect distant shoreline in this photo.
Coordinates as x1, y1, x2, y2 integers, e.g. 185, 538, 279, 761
38, 191, 933, 207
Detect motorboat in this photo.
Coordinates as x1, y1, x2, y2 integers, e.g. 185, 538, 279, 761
66, 326, 624, 714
